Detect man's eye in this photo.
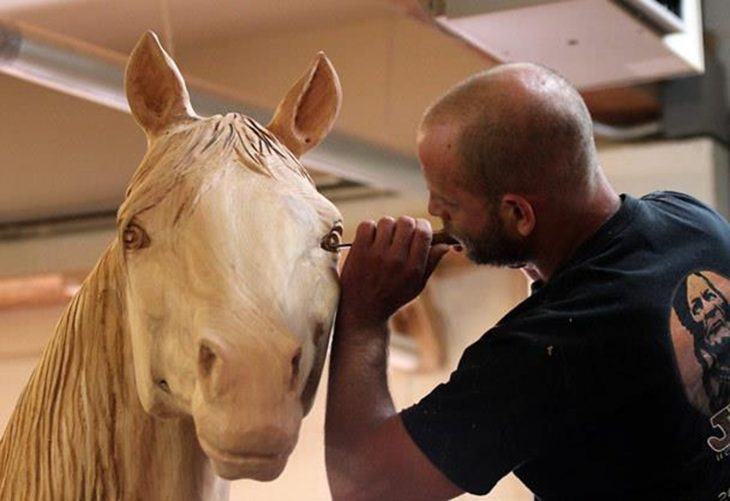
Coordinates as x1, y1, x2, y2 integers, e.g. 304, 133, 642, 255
692, 299, 703, 315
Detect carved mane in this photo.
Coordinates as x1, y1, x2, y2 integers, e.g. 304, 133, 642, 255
0, 249, 130, 497
119, 113, 313, 227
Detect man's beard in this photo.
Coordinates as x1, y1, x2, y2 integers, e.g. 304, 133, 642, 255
447, 211, 530, 268
703, 313, 730, 354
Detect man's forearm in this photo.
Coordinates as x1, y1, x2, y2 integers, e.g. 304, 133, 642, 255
325, 314, 397, 497
324, 217, 450, 500
326, 314, 395, 445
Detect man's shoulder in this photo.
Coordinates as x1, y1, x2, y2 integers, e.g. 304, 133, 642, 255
634, 190, 730, 247
638, 190, 726, 223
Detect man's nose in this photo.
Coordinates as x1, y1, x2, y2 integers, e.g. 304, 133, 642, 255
427, 196, 448, 221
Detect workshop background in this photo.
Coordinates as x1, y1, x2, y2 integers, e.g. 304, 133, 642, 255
1, 1, 728, 499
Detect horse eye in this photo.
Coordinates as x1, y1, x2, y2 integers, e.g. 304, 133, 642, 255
122, 222, 150, 251
320, 224, 343, 253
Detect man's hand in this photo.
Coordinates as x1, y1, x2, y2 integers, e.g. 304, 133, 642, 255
326, 215, 462, 501
337, 216, 450, 330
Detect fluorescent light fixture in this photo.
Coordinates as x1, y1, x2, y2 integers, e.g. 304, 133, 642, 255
0, 0, 89, 14
0, 21, 131, 112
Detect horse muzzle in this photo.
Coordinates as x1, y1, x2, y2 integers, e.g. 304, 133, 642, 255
198, 433, 295, 481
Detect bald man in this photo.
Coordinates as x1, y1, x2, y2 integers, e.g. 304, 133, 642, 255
325, 63, 730, 500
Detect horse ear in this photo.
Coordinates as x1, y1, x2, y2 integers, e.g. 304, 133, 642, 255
267, 52, 342, 158
125, 31, 195, 137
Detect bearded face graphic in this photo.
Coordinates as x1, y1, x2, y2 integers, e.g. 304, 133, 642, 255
672, 271, 730, 416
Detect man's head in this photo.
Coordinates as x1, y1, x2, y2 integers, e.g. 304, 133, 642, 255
417, 63, 598, 266
686, 272, 730, 353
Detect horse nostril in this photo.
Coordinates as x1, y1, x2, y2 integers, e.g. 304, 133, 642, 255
290, 348, 302, 391
157, 379, 170, 393
199, 343, 218, 379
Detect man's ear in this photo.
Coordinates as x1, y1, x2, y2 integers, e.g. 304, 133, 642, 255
499, 194, 535, 237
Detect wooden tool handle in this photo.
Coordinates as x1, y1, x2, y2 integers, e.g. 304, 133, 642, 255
431, 230, 458, 246
324, 229, 458, 251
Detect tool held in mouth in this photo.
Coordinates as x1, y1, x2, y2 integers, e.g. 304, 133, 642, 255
321, 229, 459, 252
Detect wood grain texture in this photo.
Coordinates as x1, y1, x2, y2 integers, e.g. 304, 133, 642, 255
0, 249, 227, 500
0, 31, 343, 500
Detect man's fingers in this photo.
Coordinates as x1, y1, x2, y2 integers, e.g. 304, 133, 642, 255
353, 220, 376, 248
408, 218, 432, 263
374, 217, 396, 250
341, 221, 376, 273
392, 216, 417, 261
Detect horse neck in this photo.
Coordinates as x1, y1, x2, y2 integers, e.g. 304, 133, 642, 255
0, 243, 228, 501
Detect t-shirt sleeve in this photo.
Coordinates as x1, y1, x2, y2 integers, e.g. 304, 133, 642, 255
400, 330, 559, 495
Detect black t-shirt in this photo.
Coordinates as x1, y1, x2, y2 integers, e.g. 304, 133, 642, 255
401, 192, 730, 500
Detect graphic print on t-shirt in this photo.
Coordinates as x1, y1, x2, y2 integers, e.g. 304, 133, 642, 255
671, 270, 730, 454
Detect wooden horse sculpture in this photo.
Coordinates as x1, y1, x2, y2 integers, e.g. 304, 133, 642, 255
0, 31, 343, 500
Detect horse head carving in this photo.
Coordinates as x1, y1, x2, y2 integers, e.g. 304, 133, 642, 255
0, 31, 343, 499
122, 32, 343, 480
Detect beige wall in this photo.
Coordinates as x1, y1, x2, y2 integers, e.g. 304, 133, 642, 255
599, 137, 730, 217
